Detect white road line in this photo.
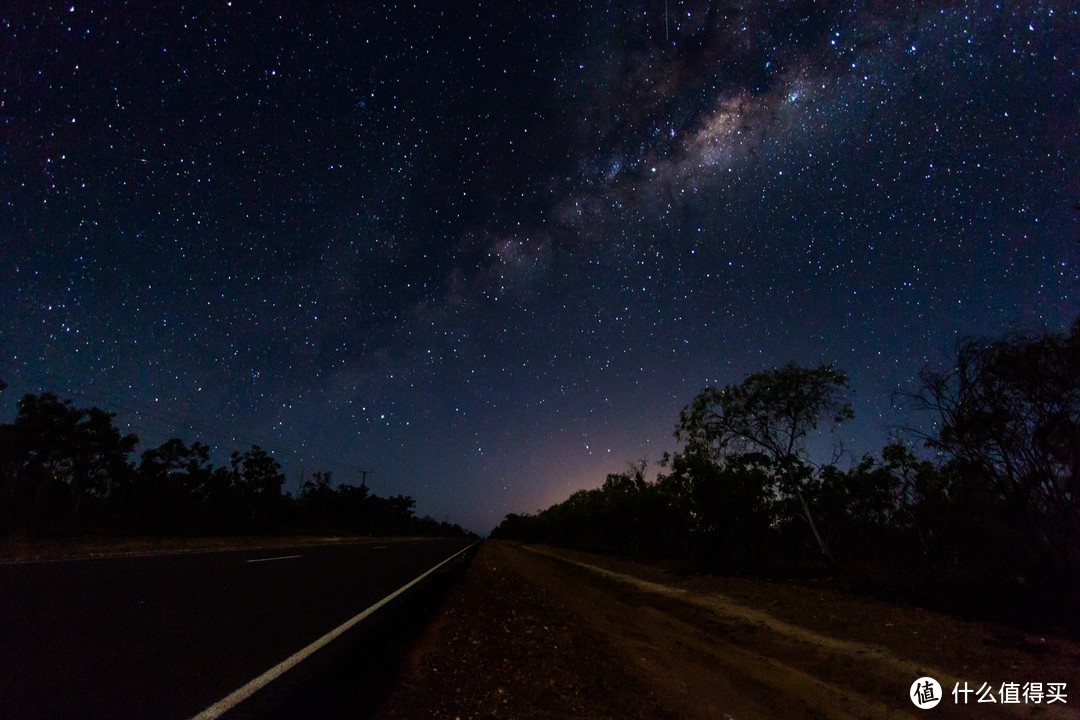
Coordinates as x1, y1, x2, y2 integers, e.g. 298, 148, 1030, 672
243, 554, 302, 564
189, 541, 479, 720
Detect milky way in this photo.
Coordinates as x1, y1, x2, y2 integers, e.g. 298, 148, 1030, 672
2, 1, 1077, 532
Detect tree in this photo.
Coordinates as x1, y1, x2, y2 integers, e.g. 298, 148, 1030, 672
132, 439, 213, 531
0, 393, 137, 533
908, 318, 1080, 580
674, 363, 853, 568
660, 445, 779, 569
229, 445, 285, 498
300, 470, 333, 497
387, 494, 416, 521
229, 445, 286, 530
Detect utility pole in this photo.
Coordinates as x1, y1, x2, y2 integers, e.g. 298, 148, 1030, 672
359, 469, 373, 491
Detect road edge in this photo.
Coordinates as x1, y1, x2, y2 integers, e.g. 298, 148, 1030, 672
187, 540, 481, 720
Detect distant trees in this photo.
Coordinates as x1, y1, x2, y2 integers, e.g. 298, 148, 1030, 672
295, 472, 428, 535
489, 463, 689, 560
493, 316, 1080, 627
0, 395, 468, 539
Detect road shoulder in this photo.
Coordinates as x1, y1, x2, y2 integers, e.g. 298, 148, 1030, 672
376, 541, 678, 719
378, 542, 1080, 720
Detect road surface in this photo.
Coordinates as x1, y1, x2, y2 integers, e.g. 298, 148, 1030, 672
0, 537, 474, 720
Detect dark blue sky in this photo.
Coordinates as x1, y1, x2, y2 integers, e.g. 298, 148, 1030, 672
2, 1, 1077, 533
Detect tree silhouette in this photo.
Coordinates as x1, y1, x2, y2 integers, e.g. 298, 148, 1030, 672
493, 322, 1080, 626
132, 439, 214, 531
674, 363, 853, 568
909, 318, 1080, 582
300, 470, 333, 496
230, 445, 285, 497
0, 393, 469, 539
0, 393, 136, 533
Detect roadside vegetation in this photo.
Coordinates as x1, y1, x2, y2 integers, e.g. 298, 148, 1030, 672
493, 316, 1080, 630
0, 385, 469, 540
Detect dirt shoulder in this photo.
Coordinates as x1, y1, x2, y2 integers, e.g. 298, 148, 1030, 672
377, 542, 1080, 720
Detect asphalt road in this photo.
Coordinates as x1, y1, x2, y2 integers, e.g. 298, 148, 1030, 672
0, 537, 474, 720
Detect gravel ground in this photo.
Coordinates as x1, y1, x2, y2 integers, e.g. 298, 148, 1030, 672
375, 542, 678, 720
377, 542, 1080, 720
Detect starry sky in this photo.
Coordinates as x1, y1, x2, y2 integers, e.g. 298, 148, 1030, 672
2, 1, 1077, 533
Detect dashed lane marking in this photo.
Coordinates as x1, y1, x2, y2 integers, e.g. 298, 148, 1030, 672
243, 554, 302, 564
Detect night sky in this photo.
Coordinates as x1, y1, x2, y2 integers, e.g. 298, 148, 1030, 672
2, 1, 1077, 533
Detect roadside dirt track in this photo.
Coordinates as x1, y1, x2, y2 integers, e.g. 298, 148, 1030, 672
377, 542, 1080, 720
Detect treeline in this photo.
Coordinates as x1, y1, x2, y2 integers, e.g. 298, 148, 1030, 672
493, 317, 1080, 626
0, 389, 469, 539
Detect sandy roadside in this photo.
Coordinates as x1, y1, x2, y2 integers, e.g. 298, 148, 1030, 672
377, 542, 1080, 720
